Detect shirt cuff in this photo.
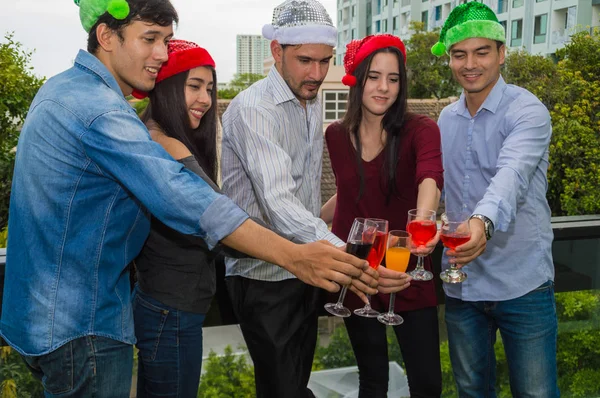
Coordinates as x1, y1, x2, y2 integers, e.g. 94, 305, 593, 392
200, 195, 249, 249
472, 203, 501, 231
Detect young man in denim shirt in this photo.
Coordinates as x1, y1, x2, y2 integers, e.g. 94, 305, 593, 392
0, 0, 378, 396
433, 2, 559, 396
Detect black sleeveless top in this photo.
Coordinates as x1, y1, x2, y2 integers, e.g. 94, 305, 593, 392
135, 156, 221, 313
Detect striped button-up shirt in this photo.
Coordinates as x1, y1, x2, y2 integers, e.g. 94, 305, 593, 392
221, 66, 344, 281
439, 76, 554, 301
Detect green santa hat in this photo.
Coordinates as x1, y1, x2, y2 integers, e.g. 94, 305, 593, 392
431, 1, 506, 56
74, 0, 130, 33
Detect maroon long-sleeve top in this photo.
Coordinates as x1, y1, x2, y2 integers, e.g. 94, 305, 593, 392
326, 114, 444, 312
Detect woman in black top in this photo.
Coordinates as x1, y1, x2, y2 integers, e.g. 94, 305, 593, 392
132, 39, 222, 397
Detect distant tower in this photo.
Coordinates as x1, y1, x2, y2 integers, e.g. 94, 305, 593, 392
236, 35, 271, 75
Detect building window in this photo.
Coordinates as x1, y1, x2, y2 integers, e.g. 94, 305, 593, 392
383, 0, 388, 7
534, 14, 548, 44
536, 0, 547, 2
422, 10, 428, 31
352, 5, 356, 17
393, 16, 399, 31
382, 19, 388, 32
367, 25, 372, 35
513, 0, 523, 8
376, 20, 381, 33
323, 91, 348, 122
352, 28, 357, 39
376, 0, 381, 14
498, 0, 507, 14
499, 20, 508, 36
435, 5, 442, 21
511, 19, 523, 47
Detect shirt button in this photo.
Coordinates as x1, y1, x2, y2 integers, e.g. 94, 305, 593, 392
465, 175, 470, 180
470, 119, 475, 124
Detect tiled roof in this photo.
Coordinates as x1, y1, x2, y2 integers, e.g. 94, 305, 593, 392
216, 98, 458, 207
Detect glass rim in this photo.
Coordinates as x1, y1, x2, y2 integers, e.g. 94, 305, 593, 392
408, 208, 437, 216
388, 229, 411, 238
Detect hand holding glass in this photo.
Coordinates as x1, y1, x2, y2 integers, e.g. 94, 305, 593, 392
377, 230, 411, 326
324, 218, 377, 318
439, 212, 471, 283
406, 209, 437, 281
354, 218, 388, 318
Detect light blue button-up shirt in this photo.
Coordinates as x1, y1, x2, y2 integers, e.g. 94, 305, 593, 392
439, 76, 554, 302
222, 66, 343, 282
0, 50, 248, 356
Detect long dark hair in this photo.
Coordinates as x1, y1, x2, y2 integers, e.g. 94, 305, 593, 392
141, 67, 218, 183
341, 46, 410, 204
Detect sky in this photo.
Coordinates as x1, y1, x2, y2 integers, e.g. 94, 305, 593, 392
0, 0, 337, 84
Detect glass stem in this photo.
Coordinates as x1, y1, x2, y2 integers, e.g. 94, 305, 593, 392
363, 294, 372, 309
415, 255, 425, 271
387, 292, 396, 315
336, 286, 349, 308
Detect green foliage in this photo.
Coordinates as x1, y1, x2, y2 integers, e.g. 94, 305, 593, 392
0, 227, 6, 247
197, 345, 255, 397
405, 21, 460, 99
503, 29, 600, 216
313, 323, 356, 370
0, 33, 44, 231
218, 73, 265, 100
130, 97, 149, 116
0, 347, 43, 398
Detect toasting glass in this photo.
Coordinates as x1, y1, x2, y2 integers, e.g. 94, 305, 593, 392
354, 218, 389, 318
324, 218, 377, 318
377, 230, 412, 326
439, 212, 471, 283
406, 209, 437, 281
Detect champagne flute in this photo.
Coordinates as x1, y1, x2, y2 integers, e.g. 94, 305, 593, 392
377, 230, 411, 326
406, 209, 437, 281
354, 218, 389, 318
324, 218, 377, 318
439, 212, 471, 283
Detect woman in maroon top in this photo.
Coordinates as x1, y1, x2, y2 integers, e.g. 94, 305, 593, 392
321, 34, 443, 397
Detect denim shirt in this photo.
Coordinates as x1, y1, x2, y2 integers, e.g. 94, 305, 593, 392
439, 76, 554, 302
0, 50, 248, 356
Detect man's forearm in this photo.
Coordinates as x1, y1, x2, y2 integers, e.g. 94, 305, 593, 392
221, 219, 297, 272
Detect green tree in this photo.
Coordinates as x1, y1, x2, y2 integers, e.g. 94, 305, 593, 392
405, 21, 460, 99
218, 73, 265, 100
503, 29, 600, 216
197, 345, 256, 397
0, 33, 45, 230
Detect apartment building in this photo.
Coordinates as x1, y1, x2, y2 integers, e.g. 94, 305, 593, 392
335, 0, 600, 64
236, 34, 271, 75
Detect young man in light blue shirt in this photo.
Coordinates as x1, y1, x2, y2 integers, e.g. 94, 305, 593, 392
433, 2, 559, 396
0, 0, 377, 396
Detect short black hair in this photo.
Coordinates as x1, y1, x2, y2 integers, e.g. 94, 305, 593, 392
87, 0, 178, 54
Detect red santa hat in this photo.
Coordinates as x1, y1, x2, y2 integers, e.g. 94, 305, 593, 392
132, 39, 215, 99
342, 34, 407, 87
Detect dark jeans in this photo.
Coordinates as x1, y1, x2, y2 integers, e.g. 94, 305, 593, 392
226, 276, 320, 398
445, 280, 559, 397
133, 285, 206, 398
23, 335, 132, 397
344, 305, 442, 398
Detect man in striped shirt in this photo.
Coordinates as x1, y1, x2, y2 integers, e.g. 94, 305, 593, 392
221, 1, 363, 397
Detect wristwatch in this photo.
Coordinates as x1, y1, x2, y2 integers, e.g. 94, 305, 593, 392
470, 214, 494, 240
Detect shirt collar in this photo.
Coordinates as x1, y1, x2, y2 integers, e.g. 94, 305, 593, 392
267, 66, 317, 107
74, 50, 125, 97
452, 75, 506, 118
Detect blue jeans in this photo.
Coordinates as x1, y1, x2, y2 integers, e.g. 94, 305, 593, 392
22, 336, 132, 397
445, 280, 559, 397
133, 285, 206, 398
